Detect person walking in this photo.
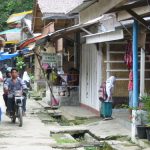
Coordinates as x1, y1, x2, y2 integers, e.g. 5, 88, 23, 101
22, 70, 31, 90
102, 76, 116, 120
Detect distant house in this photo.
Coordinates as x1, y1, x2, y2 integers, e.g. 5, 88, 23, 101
32, 0, 83, 33
0, 11, 33, 68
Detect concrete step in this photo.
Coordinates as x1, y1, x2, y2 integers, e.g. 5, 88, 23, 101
50, 126, 89, 135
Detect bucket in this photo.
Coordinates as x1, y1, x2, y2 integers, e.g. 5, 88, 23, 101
146, 128, 150, 141
136, 125, 147, 139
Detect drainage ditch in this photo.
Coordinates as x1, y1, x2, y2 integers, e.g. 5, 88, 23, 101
36, 109, 114, 150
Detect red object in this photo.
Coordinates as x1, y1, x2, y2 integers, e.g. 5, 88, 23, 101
98, 82, 107, 102
128, 71, 133, 91
124, 41, 132, 70
51, 98, 59, 106
19, 35, 46, 49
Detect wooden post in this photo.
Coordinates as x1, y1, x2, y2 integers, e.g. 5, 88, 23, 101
34, 46, 41, 91
106, 43, 110, 79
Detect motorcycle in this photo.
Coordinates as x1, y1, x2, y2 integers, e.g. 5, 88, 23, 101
10, 90, 25, 127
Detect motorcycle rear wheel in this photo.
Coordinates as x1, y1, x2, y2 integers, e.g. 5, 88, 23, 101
18, 107, 23, 127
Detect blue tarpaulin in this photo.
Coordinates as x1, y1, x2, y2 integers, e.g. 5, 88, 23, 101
0, 48, 30, 61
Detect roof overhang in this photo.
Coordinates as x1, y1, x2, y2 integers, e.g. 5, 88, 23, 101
42, 13, 77, 20
7, 10, 32, 24
67, 0, 97, 15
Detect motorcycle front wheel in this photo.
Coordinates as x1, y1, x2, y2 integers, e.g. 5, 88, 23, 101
11, 114, 16, 123
18, 107, 23, 127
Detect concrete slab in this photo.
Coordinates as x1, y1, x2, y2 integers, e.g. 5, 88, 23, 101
107, 140, 141, 150
60, 106, 98, 120
87, 118, 131, 140
37, 100, 59, 110
50, 125, 89, 135
47, 109, 62, 116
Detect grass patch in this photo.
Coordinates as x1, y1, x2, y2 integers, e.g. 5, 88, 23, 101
85, 142, 114, 150
52, 134, 77, 144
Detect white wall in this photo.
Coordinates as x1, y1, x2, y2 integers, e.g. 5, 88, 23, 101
80, 44, 102, 111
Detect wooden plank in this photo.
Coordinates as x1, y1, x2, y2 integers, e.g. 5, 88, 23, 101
80, 0, 128, 23
107, 69, 150, 72
125, 9, 149, 30
117, 5, 150, 21
85, 29, 124, 44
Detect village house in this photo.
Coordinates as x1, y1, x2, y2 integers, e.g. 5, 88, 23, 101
30, 0, 150, 114
31, 0, 85, 104
63, 0, 150, 140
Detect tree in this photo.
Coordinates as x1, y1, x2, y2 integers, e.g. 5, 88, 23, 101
0, 0, 34, 31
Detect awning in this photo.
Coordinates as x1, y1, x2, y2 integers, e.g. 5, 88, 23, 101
0, 48, 31, 61
18, 34, 48, 49
7, 11, 32, 24
0, 28, 21, 44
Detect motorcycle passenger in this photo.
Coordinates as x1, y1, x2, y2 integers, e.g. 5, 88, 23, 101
3, 68, 27, 116
3, 70, 11, 109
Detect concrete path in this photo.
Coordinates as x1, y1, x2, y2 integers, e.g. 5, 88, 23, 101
0, 91, 57, 150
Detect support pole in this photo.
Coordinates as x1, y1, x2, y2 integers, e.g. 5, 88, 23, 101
132, 20, 139, 141
74, 33, 77, 68
139, 29, 146, 97
106, 43, 110, 79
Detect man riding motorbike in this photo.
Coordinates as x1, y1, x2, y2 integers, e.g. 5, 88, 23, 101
3, 68, 28, 116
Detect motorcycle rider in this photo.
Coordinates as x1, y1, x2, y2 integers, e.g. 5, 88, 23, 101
3, 68, 27, 116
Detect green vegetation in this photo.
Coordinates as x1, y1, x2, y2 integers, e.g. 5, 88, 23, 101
141, 94, 150, 123
52, 134, 77, 144
16, 56, 26, 71
0, 0, 33, 31
29, 73, 34, 83
85, 142, 113, 150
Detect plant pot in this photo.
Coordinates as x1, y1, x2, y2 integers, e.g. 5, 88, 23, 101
146, 127, 150, 141
136, 125, 147, 139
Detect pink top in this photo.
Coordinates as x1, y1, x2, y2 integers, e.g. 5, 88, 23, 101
128, 71, 133, 91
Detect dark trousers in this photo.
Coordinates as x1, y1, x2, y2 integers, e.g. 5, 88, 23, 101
7, 97, 27, 112
3, 94, 8, 107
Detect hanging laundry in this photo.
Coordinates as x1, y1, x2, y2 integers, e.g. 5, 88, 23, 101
124, 41, 132, 70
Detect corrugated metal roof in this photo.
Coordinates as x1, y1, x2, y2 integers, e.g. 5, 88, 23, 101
37, 0, 84, 14
7, 10, 32, 24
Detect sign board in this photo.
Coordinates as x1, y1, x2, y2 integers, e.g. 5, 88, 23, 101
42, 52, 57, 66
41, 52, 62, 67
